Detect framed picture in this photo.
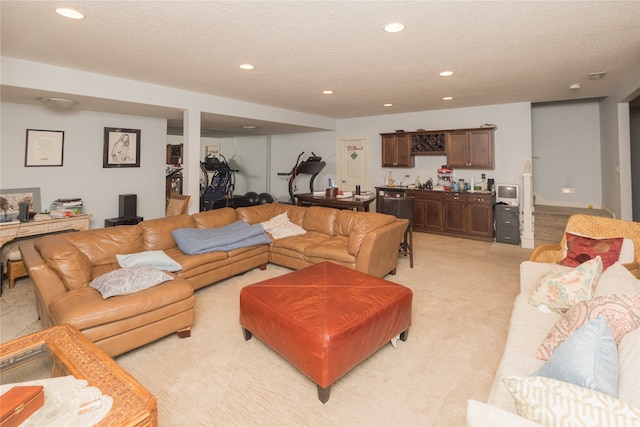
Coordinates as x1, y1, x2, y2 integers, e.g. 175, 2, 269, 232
103, 127, 141, 168
25, 129, 64, 167
0, 187, 41, 219
205, 144, 220, 158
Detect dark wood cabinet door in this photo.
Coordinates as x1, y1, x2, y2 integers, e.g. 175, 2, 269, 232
468, 130, 494, 169
395, 134, 413, 167
381, 135, 397, 167
424, 198, 444, 232
444, 193, 466, 234
467, 195, 494, 239
445, 131, 468, 167
381, 134, 414, 167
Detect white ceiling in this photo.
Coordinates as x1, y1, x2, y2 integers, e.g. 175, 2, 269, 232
1, 1, 639, 135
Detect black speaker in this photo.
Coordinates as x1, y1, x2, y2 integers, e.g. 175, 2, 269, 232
119, 194, 137, 218
18, 202, 29, 222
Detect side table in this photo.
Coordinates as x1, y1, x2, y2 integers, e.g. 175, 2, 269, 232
1, 215, 92, 292
0, 324, 158, 426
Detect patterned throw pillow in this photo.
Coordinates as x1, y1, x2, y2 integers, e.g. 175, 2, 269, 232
503, 376, 640, 426
90, 266, 174, 298
537, 294, 640, 360
529, 257, 602, 313
559, 233, 624, 270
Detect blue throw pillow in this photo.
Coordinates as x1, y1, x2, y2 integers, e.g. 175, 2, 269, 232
532, 316, 618, 397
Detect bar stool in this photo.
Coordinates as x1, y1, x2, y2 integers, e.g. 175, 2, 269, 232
381, 197, 414, 268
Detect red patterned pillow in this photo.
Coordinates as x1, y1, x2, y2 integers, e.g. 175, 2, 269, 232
537, 294, 640, 360
559, 233, 624, 270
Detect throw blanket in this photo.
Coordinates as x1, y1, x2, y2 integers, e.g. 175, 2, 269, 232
172, 221, 271, 255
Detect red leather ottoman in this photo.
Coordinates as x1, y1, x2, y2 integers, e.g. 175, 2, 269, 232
239, 261, 412, 403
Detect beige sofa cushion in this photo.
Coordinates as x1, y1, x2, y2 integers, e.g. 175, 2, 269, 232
36, 235, 92, 290
140, 214, 194, 251
192, 207, 238, 228
303, 206, 337, 235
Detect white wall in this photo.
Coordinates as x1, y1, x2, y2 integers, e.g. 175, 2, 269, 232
271, 103, 532, 206
531, 100, 602, 208
631, 105, 640, 221
1, 102, 167, 228
599, 64, 640, 219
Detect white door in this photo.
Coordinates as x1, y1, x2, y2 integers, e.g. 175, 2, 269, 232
337, 138, 368, 193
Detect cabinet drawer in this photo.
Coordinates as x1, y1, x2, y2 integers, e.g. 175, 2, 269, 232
495, 212, 519, 226
496, 227, 520, 244
468, 194, 493, 205
444, 192, 465, 202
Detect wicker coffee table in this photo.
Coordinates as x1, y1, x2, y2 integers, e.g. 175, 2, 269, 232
0, 324, 157, 426
240, 261, 413, 403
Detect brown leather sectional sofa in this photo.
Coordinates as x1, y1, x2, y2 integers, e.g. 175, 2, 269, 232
20, 202, 408, 357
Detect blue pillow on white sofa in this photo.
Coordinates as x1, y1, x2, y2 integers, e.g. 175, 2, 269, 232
532, 316, 618, 397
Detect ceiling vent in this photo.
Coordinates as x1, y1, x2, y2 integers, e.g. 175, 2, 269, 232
588, 71, 607, 80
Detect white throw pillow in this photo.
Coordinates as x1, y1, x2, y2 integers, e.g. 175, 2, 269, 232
260, 213, 306, 239
594, 262, 640, 297
90, 266, 174, 298
116, 250, 182, 272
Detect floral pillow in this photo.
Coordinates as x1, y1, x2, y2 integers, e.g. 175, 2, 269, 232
529, 256, 602, 313
537, 293, 640, 360
90, 266, 174, 299
559, 233, 624, 270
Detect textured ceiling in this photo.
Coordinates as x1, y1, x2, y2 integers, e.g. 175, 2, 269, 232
1, 1, 639, 135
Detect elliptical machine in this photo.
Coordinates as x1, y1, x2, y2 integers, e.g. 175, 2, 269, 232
277, 152, 326, 204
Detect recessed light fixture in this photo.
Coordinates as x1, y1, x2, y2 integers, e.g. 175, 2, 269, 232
442, 97, 453, 101
55, 8, 84, 19
588, 71, 607, 80
242, 125, 257, 130
322, 90, 334, 95
569, 83, 581, 90
439, 71, 453, 77
384, 103, 393, 107
384, 22, 405, 33
239, 64, 254, 70
40, 97, 78, 108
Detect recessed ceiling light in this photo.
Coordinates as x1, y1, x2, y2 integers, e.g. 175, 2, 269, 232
588, 71, 607, 80
40, 97, 78, 108
569, 83, 581, 90
239, 64, 254, 70
384, 103, 393, 107
439, 71, 454, 77
242, 125, 257, 130
55, 8, 84, 19
322, 90, 334, 95
384, 22, 405, 33
442, 97, 453, 101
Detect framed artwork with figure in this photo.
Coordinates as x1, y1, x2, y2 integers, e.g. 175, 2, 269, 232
103, 127, 141, 168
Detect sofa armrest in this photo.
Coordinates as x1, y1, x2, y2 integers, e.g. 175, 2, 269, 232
20, 241, 69, 328
529, 244, 563, 263
466, 400, 542, 427
353, 218, 408, 278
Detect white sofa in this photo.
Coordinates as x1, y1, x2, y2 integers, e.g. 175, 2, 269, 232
467, 261, 640, 426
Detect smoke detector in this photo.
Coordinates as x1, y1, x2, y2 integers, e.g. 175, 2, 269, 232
588, 71, 607, 80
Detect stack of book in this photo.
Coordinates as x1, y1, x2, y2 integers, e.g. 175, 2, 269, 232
50, 198, 84, 218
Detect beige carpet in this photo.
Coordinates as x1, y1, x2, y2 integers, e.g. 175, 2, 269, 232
1, 233, 531, 426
